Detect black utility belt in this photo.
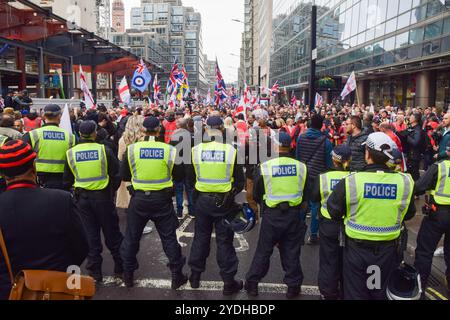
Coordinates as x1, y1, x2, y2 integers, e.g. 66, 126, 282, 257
135, 188, 171, 195
266, 203, 301, 211
200, 192, 227, 197
348, 237, 398, 247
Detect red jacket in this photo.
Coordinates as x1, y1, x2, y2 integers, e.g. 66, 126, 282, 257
163, 120, 177, 144
23, 117, 42, 132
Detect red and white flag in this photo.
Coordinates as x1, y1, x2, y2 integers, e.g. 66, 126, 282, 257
243, 83, 251, 105
290, 91, 297, 106
80, 65, 95, 109
340, 71, 357, 99
153, 73, 161, 104
234, 96, 248, 121
315, 93, 324, 107
118, 76, 131, 105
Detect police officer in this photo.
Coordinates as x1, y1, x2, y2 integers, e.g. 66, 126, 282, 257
245, 132, 308, 299
0, 134, 10, 193
312, 145, 351, 300
23, 104, 74, 189
63, 120, 123, 282
414, 140, 450, 295
327, 132, 416, 300
188, 116, 245, 296
120, 116, 187, 289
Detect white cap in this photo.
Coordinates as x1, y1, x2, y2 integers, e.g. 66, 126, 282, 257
362, 132, 396, 160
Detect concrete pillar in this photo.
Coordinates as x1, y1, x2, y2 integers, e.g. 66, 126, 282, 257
91, 65, 97, 102
111, 72, 116, 99
357, 80, 370, 106
38, 47, 45, 98
415, 71, 433, 108
62, 57, 74, 99
16, 47, 26, 91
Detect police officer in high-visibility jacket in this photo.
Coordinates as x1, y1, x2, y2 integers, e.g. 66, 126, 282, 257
120, 116, 187, 289
23, 104, 74, 189
414, 140, 450, 295
327, 132, 416, 300
0, 134, 10, 193
245, 132, 308, 299
188, 116, 245, 296
311, 145, 352, 300
63, 120, 123, 283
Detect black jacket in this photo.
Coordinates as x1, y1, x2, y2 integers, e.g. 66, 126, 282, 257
405, 125, 425, 161
346, 131, 369, 172
0, 184, 88, 299
63, 139, 121, 193
327, 164, 416, 223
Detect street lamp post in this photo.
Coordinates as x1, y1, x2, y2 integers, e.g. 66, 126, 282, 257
309, 3, 317, 111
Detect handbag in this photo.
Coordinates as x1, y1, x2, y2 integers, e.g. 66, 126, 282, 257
0, 229, 95, 300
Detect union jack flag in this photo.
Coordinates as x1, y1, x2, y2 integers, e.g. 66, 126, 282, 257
153, 73, 160, 103
214, 60, 227, 105
167, 59, 183, 94
269, 81, 280, 96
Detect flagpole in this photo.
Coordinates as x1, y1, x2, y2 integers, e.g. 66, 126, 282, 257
355, 80, 361, 106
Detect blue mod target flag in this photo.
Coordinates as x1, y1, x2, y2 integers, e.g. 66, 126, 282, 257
131, 59, 152, 93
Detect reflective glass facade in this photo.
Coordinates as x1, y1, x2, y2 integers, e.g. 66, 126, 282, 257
270, 0, 450, 107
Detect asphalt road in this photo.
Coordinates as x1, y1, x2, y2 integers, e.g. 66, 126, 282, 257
88, 201, 448, 301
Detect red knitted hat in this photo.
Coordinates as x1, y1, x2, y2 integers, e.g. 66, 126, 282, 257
0, 140, 37, 177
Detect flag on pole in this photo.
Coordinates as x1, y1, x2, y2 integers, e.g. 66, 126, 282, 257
243, 83, 251, 105
301, 91, 306, 105
79, 65, 95, 109
234, 96, 248, 121
214, 60, 228, 105
290, 91, 297, 106
59, 104, 73, 135
340, 71, 357, 99
269, 81, 280, 96
167, 59, 183, 94
153, 73, 161, 104
315, 93, 324, 107
131, 59, 152, 93
118, 76, 131, 105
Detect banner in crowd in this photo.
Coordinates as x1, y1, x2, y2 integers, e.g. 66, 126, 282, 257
79, 65, 95, 109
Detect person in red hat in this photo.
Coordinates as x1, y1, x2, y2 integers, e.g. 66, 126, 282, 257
0, 140, 88, 300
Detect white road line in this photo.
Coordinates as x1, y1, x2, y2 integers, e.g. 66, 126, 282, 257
102, 276, 320, 296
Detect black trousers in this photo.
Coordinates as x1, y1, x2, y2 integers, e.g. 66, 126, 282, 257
407, 160, 421, 181
38, 173, 65, 190
121, 191, 185, 274
343, 238, 399, 300
75, 192, 123, 274
188, 194, 239, 283
246, 207, 307, 287
319, 217, 343, 299
414, 210, 450, 288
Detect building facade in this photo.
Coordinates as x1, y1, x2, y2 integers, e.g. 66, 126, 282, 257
112, 0, 125, 33
121, 0, 207, 94
30, 0, 97, 33
270, 0, 450, 109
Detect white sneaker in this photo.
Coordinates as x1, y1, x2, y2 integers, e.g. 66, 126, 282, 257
143, 226, 153, 235
434, 247, 444, 257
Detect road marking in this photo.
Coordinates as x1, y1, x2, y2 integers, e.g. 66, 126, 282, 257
102, 276, 320, 296
176, 216, 250, 252
426, 287, 448, 301
425, 291, 436, 300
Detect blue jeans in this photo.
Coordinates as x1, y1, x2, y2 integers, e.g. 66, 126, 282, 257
175, 180, 194, 215
300, 201, 320, 237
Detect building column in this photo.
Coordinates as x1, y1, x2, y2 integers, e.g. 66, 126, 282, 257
111, 72, 116, 99
17, 47, 26, 91
63, 57, 74, 99
415, 71, 433, 107
91, 65, 97, 102
357, 80, 370, 106
38, 47, 45, 98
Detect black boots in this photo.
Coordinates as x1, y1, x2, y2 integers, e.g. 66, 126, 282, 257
286, 286, 301, 299
223, 279, 243, 296
189, 272, 201, 289
123, 272, 134, 288
244, 281, 259, 297
172, 272, 188, 290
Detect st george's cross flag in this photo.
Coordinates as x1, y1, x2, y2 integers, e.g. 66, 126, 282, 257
340, 71, 357, 99
118, 76, 131, 105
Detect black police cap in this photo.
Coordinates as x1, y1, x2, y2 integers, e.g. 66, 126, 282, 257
43, 104, 61, 116
79, 120, 97, 136
143, 116, 160, 131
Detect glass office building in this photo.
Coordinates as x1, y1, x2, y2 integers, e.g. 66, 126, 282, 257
270, 0, 450, 108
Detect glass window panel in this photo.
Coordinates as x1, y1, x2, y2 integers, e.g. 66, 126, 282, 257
409, 27, 424, 44
444, 17, 450, 35
386, 18, 397, 34
377, 0, 388, 22
386, 0, 400, 21
427, 1, 445, 19
350, 35, 358, 47
373, 41, 384, 54
366, 28, 376, 41
358, 32, 366, 45
441, 35, 450, 52
408, 44, 422, 59
424, 21, 443, 40
359, 0, 368, 33
351, 3, 360, 36
384, 36, 396, 51
422, 40, 441, 56
397, 12, 411, 30
395, 32, 409, 48
399, 0, 413, 14
383, 52, 395, 64
410, 4, 427, 24
375, 23, 386, 38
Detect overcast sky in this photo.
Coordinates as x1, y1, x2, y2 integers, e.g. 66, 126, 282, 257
124, 0, 244, 82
